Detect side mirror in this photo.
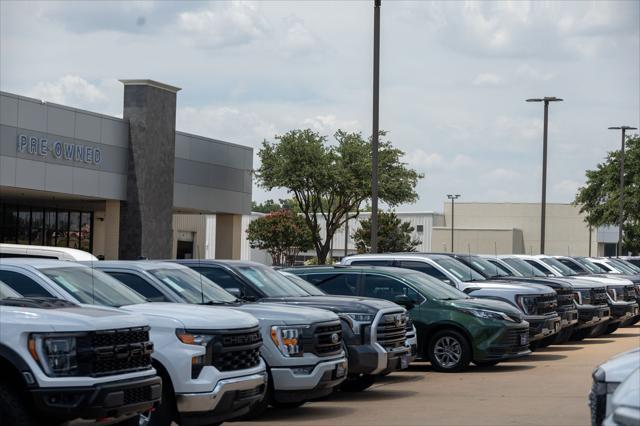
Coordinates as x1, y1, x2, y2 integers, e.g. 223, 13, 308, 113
227, 288, 242, 298
394, 294, 415, 310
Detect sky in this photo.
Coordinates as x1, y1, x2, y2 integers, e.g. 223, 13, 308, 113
1, 1, 638, 212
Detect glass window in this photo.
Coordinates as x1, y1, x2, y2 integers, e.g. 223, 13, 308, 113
486, 259, 518, 276
464, 256, 510, 278
304, 273, 359, 296
282, 273, 326, 296
17, 208, 30, 245
432, 258, 485, 282
108, 272, 169, 302
56, 211, 69, 247
80, 212, 92, 252
608, 258, 639, 274
235, 265, 309, 297
1, 205, 17, 243
540, 257, 576, 276
350, 260, 395, 266
572, 257, 606, 274
592, 261, 613, 272
30, 209, 44, 245
524, 259, 554, 275
40, 266, 146, 307
68, 212, 81, 249
0, 280, 22, 299
147, 267, 238, 304
0, 270, 55, 298
192, 266, 243, 290
363, 274, 425, 304
502, 258, 546, 277
400, 272, 470, 301
556, 258, 585, 273
45, 210, 57, 246
397, 260, 452, 283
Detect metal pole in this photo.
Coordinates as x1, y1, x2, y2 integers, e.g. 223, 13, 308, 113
451, 197, 455, 252
588, 225, 592, 257
344, 219, 349, 258
540, 100, 549, 254
618, 128, 626, 257
370, 0, 381, 253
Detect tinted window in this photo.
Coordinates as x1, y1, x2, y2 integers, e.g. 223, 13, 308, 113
592, 261, 613, 272
362, 274, 424, 304
0, 270, 54, 298
540, 257, 576, 276
304, 273, 359, 296
148, 268, 237, 304
192, 267, 244, 290
108, 272, 169, 302
502, 258, 546, 277
349, 260, 394, 267
282, 273, 326, 296
556, 258, 585, 273
486, 259, 517, 276
524, 259, 554, 275
397, 260, 452, 284
432, 258, 485, 282
235, 266, 309, 297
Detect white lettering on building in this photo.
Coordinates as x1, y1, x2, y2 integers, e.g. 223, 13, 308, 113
17, 134, 102, 166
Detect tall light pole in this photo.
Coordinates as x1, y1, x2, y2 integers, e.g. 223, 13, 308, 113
526, 96, 563, 254
447, 194, 460, 252
370, 0, 381, 253
608, 125, 637, 256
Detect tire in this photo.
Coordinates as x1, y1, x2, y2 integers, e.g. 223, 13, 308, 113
427, 330, 471, 372
149, 372, 176, 426
0, 383, 38, 426
473, 360, 500, 367
531, 335, 554, 350
552, 327, 574, 344
589, 323, 608, 337
571, 328, 591, 341
605, 323, 620, 335
340, 374, 376, 392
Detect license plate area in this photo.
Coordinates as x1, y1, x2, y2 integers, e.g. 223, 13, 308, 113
400, 353, 410, 369
334, 363, 346, 379
520, 333, 529, 346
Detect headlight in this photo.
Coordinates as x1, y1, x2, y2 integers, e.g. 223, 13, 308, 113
176, 329, 216, 377
176, 329, 215, 346
516, 295, 538, 315
575, 290, 591, 305
28, 334, 80, 377
340, 313, 375, 335
607, 288, 618, 301
270, 326, 304, 357
460, 308, 515, 322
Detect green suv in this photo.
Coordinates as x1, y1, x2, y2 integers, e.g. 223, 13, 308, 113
285, 266, 531, 372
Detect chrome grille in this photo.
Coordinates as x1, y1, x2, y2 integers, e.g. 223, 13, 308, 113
376, 312, 408, 350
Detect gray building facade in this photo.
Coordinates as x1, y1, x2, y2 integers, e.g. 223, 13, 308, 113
0, 80, 252, 259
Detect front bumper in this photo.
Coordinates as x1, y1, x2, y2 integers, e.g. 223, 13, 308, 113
575, 305, 611, 330
270, 357, 347, 403
175, 372, 266, 424
29, 375, 161, 424
480, 323, 531, 362
558, 308, 579, 328
609, 302, 639, 325
526, 314, 561, 342
346, 343, 410, 375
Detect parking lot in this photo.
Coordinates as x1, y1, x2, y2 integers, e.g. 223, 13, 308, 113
237, 325, 640, 426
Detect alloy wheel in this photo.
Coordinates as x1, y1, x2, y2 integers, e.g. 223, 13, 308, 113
433, 336, 462, 368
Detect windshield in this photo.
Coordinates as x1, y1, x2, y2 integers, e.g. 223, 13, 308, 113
608, 258, 639, 274
40, 267, 146, 307
148, 268, 237, 304
573, 257, 605, 274
402, 272, 470, 300
0, 280, 21, 299
236, 265, 309, 297
465, 256, 510, 278
502, 258, 547, 277
433, 258, 485, 282
540, 257, 576, 276
281, 272, 326, 296
619, 259, 640, 273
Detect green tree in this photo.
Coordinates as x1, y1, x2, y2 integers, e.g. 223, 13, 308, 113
252, 199, 299, 213
256, 129, 422, 263
574, 134, 640, 253
246, 209, 313, 266
352, 211, 421, 253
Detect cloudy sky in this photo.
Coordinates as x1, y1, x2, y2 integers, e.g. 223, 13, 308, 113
1, 1, 638, 212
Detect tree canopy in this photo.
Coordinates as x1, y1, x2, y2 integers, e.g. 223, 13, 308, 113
353, 211, 421, 253
255, 129, 423, 263
574, 134, 640, 253
252, 199, 299, 213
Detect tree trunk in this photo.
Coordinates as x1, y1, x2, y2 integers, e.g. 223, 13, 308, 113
316, 241, 332, 264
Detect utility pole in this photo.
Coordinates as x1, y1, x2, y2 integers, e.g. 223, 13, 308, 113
447, 194, 460, 253
526, 96, 563, 254
370, 0, 381, 253
608, 125, 637, 256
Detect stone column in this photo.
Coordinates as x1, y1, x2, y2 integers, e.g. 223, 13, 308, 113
215, 214, 242, 260
118, 80, 180, 260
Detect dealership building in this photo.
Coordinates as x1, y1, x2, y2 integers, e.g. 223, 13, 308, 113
0, 80, 252, 260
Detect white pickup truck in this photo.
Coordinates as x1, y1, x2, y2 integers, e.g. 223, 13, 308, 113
0, 295, 161, 425
0, 259, 267, 426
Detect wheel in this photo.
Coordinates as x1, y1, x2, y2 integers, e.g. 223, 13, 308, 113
531, 335, 554, 350
570, 328, 590, 341
149, 372, 176, 426
427, 330, 471, 372
0, 383, 38, 426
340, 374, 376, 392
473, 360, 500, 367
589, 323, 608, 337
605, 323, 620, 335
552, 327, 574, 344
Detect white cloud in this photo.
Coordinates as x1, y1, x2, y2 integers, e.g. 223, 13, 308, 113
279, 15, 323, 58
472, 72, 504, 86
302, 114, 360, 134
516, 64, 556, 81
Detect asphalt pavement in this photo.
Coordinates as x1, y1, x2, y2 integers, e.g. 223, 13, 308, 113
235, 325, 640, 426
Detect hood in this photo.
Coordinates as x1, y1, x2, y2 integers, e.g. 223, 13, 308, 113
599, 348, 640, 383
552, 277, 606, 290
610, 369, 640, 410
261, 295, 398, 314
122, 303, 259, 329
448, 297, 525, 318
572, 275, 634, 286
604, 274, 640, 284
0, 304, 148, 333
235, 302, 339, 325
492, 276, 572, 289
466, 281, 553, 294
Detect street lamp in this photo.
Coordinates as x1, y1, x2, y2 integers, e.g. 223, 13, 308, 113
370, 0, 382, 254
526, 96, 563, 254
608, 125, 637, 256
447, 194, 460, 252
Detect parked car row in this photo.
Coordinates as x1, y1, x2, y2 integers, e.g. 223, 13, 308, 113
0, 244, 638, 425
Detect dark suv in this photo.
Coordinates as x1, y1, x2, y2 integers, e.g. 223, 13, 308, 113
174, 260, 411, 391
284, 265, 531, 372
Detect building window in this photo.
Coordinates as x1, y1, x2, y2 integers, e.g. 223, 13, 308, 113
416, 225, 424, 233
0, 204, 93, 253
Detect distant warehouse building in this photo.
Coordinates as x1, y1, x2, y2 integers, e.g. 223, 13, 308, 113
0, 80, 252, 259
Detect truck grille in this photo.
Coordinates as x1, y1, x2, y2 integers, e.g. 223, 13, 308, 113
535, 294, 558, 315
375, 312, 408, 351
591, 288, 608, 306
311, 323, 343, 356
405, 318, 416, 339
211, 327, 262, 372
622, 285, 636, 302
124, 385, 153, 405
78, 327, 153, 377
556, 288, 577, 309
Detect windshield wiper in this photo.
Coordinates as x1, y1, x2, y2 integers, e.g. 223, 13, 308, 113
438, 297, 460, 301
201, 300, 238, 306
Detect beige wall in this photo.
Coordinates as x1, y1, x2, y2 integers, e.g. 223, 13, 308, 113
432, 227, 523, 254
92, 200, 120, 260
215, 214, 242, 260
172, 214, 208, 259
443, 203, 596, 256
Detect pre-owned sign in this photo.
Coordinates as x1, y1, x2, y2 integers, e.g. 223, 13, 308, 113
17, 134, 102, 165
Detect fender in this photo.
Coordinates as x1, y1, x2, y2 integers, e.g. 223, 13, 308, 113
0, 343, 38, 389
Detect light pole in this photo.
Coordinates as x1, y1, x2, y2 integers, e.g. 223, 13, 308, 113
370, 0, 381, 253
608, 125, 637, 256
447, 194, 460, 252
526, 96, 563, 254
